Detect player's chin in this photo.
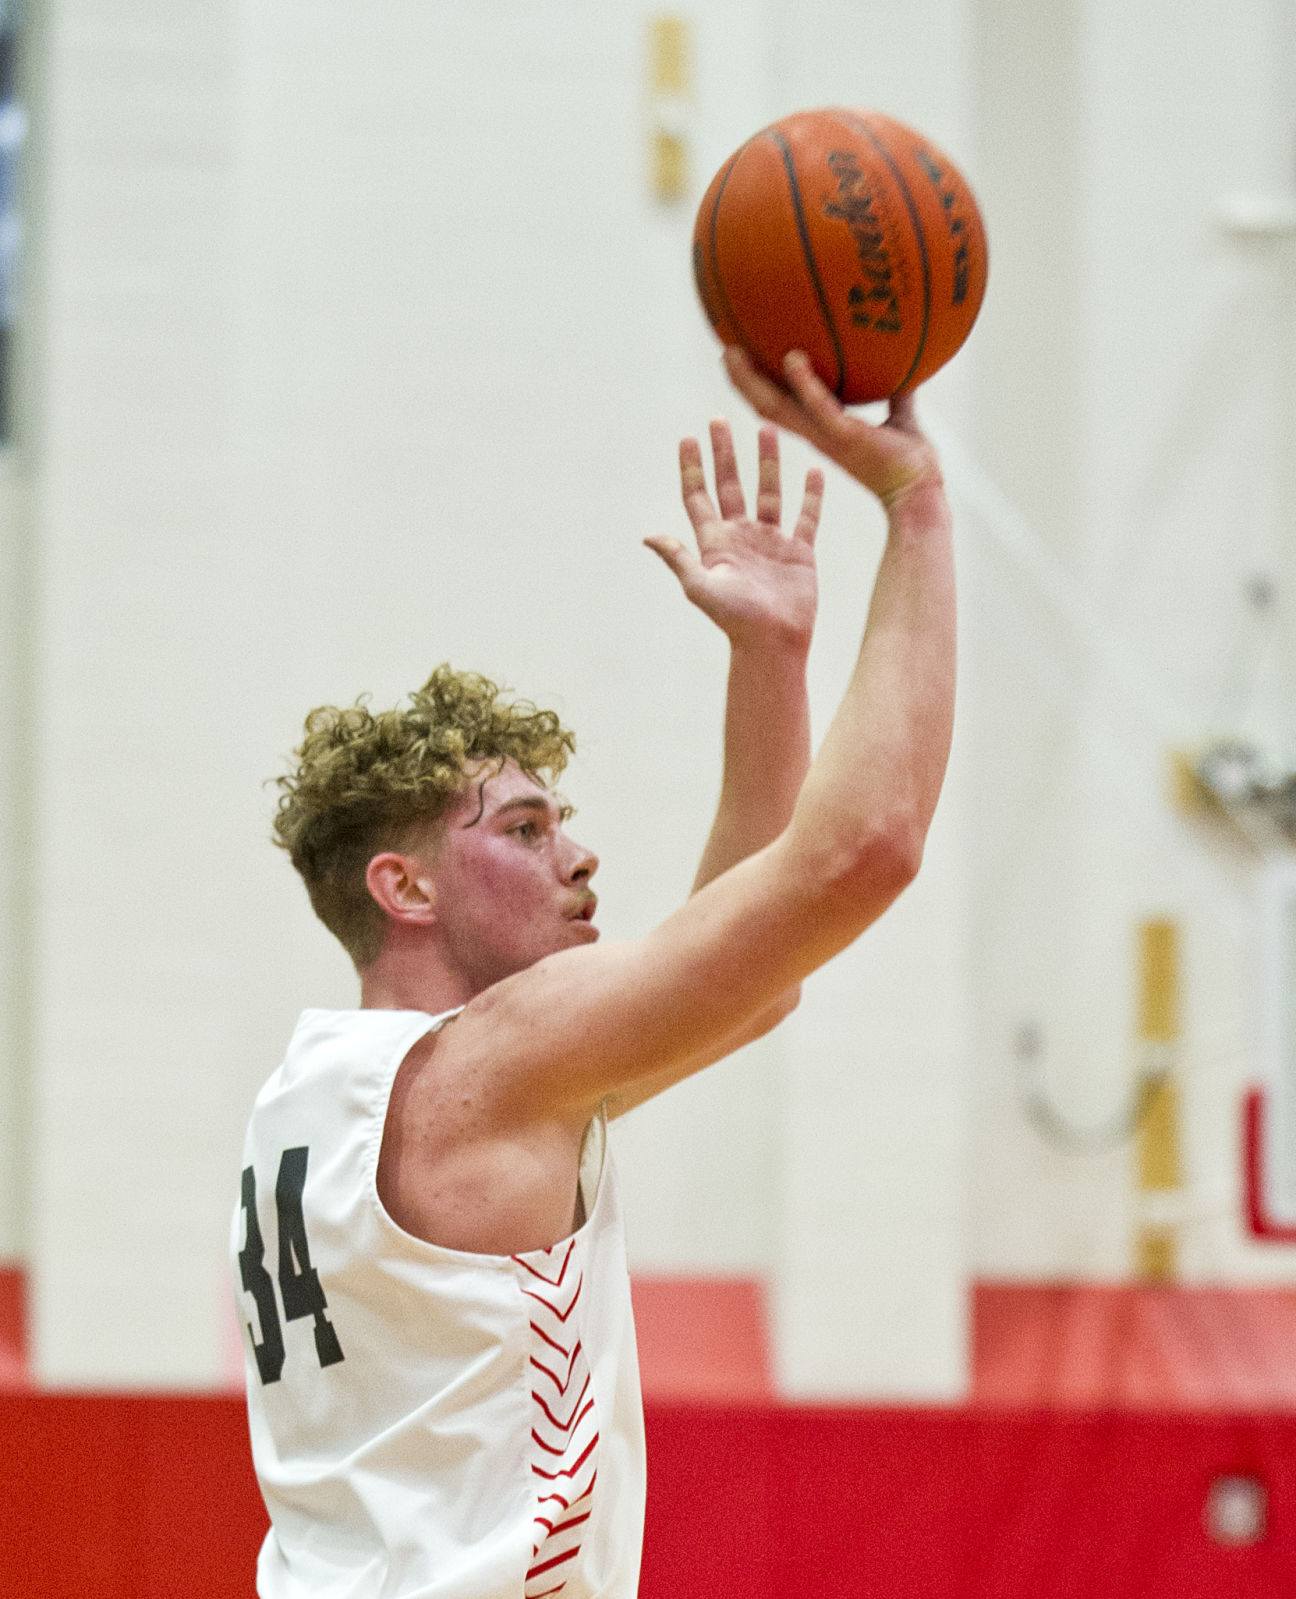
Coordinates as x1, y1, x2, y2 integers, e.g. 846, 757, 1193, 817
565, 918, 600, 943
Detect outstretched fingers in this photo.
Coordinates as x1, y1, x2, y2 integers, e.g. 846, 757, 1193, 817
755, 425, 781, 526
793, 467, 825, 547
684, 413, 788, 541
708, 419, 746, 523
678, 434, 719, 541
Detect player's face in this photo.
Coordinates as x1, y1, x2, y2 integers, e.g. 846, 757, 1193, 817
419, 761, 599, 992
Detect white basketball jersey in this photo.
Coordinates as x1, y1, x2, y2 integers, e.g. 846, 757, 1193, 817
232, 1007, 646, 1599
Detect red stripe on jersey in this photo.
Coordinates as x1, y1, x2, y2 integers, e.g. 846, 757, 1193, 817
521, 1275, 584, 1322
531, 1432, 599, 1481
527, 1545, 581, 1579
512, 1240, 575, 1286
532, 1377, 590, 1431
530, 1321, 572, 1359
530, 1342, 582, 1395
515, 1235, 599, 1599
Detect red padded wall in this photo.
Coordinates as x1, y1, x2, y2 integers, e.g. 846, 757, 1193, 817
641, 1404, 1294, 1598
2, 1395, 1293, 1597
0, 1396, 265, 1598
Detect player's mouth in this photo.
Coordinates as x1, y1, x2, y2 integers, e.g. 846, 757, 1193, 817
569, 893, 598, 929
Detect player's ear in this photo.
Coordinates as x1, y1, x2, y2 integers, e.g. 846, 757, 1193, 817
365, 852, 438, 926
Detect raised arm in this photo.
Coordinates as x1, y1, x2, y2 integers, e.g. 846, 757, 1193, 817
645, 420, 821, 894
605, 423, 821, 1113
441, 350, 956, 1122
723, 347, 955, 866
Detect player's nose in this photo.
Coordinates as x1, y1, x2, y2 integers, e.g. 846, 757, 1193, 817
565, 836, 598, 884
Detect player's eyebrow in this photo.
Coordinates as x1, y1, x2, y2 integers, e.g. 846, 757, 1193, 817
491, 793, 555, 819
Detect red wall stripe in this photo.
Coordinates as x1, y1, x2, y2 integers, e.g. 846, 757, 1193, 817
0, 1266, 26, 1389
631, 1276, 773, 1401
973, 1281, 1296, 1409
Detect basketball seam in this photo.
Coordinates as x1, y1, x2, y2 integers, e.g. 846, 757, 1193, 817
762, 128, 847, 400
705, 145, 759, 361
833, 111, 932, 395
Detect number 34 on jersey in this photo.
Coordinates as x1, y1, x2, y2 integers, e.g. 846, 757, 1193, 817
238, 1145, 345, 1386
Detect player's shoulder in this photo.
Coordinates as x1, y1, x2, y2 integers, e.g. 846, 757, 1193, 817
412, 947, 626, 1128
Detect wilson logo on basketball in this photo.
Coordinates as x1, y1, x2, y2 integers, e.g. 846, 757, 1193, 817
824, 151, 903, 336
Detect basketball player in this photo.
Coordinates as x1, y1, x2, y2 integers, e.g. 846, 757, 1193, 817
234, 348, 956, 1599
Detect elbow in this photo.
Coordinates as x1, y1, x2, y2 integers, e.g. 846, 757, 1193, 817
832, 812, 926, 908
886, 815, 926, 888
777, 806, 928, 950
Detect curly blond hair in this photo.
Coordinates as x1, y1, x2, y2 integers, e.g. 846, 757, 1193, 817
273, 664, 575, 968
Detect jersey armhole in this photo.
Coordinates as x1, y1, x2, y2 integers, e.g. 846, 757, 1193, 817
361, 1007, 463, 1233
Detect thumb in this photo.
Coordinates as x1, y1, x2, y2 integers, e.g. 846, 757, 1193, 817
643, 536, 701, 586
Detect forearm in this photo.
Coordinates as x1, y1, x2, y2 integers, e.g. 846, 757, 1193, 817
691, 638, 811, 893
788, 480, 956, 882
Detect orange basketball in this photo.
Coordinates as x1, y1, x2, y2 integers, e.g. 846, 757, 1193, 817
693, 108, 988, 404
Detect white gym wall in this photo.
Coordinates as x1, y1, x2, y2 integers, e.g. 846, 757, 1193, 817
3, 0, 1293, 1391
968, 0, 1296, 1285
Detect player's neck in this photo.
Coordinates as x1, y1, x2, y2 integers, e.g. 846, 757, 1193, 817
358, 932, 477, 1015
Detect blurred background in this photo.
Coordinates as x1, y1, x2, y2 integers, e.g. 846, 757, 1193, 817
1, 0, 1295, 1590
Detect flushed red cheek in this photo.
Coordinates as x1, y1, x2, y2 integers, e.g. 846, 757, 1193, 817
459, 860, 555, 931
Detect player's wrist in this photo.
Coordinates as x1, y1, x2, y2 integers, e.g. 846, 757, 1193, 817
726, 621, 814, 660
881, 470, 949, 524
